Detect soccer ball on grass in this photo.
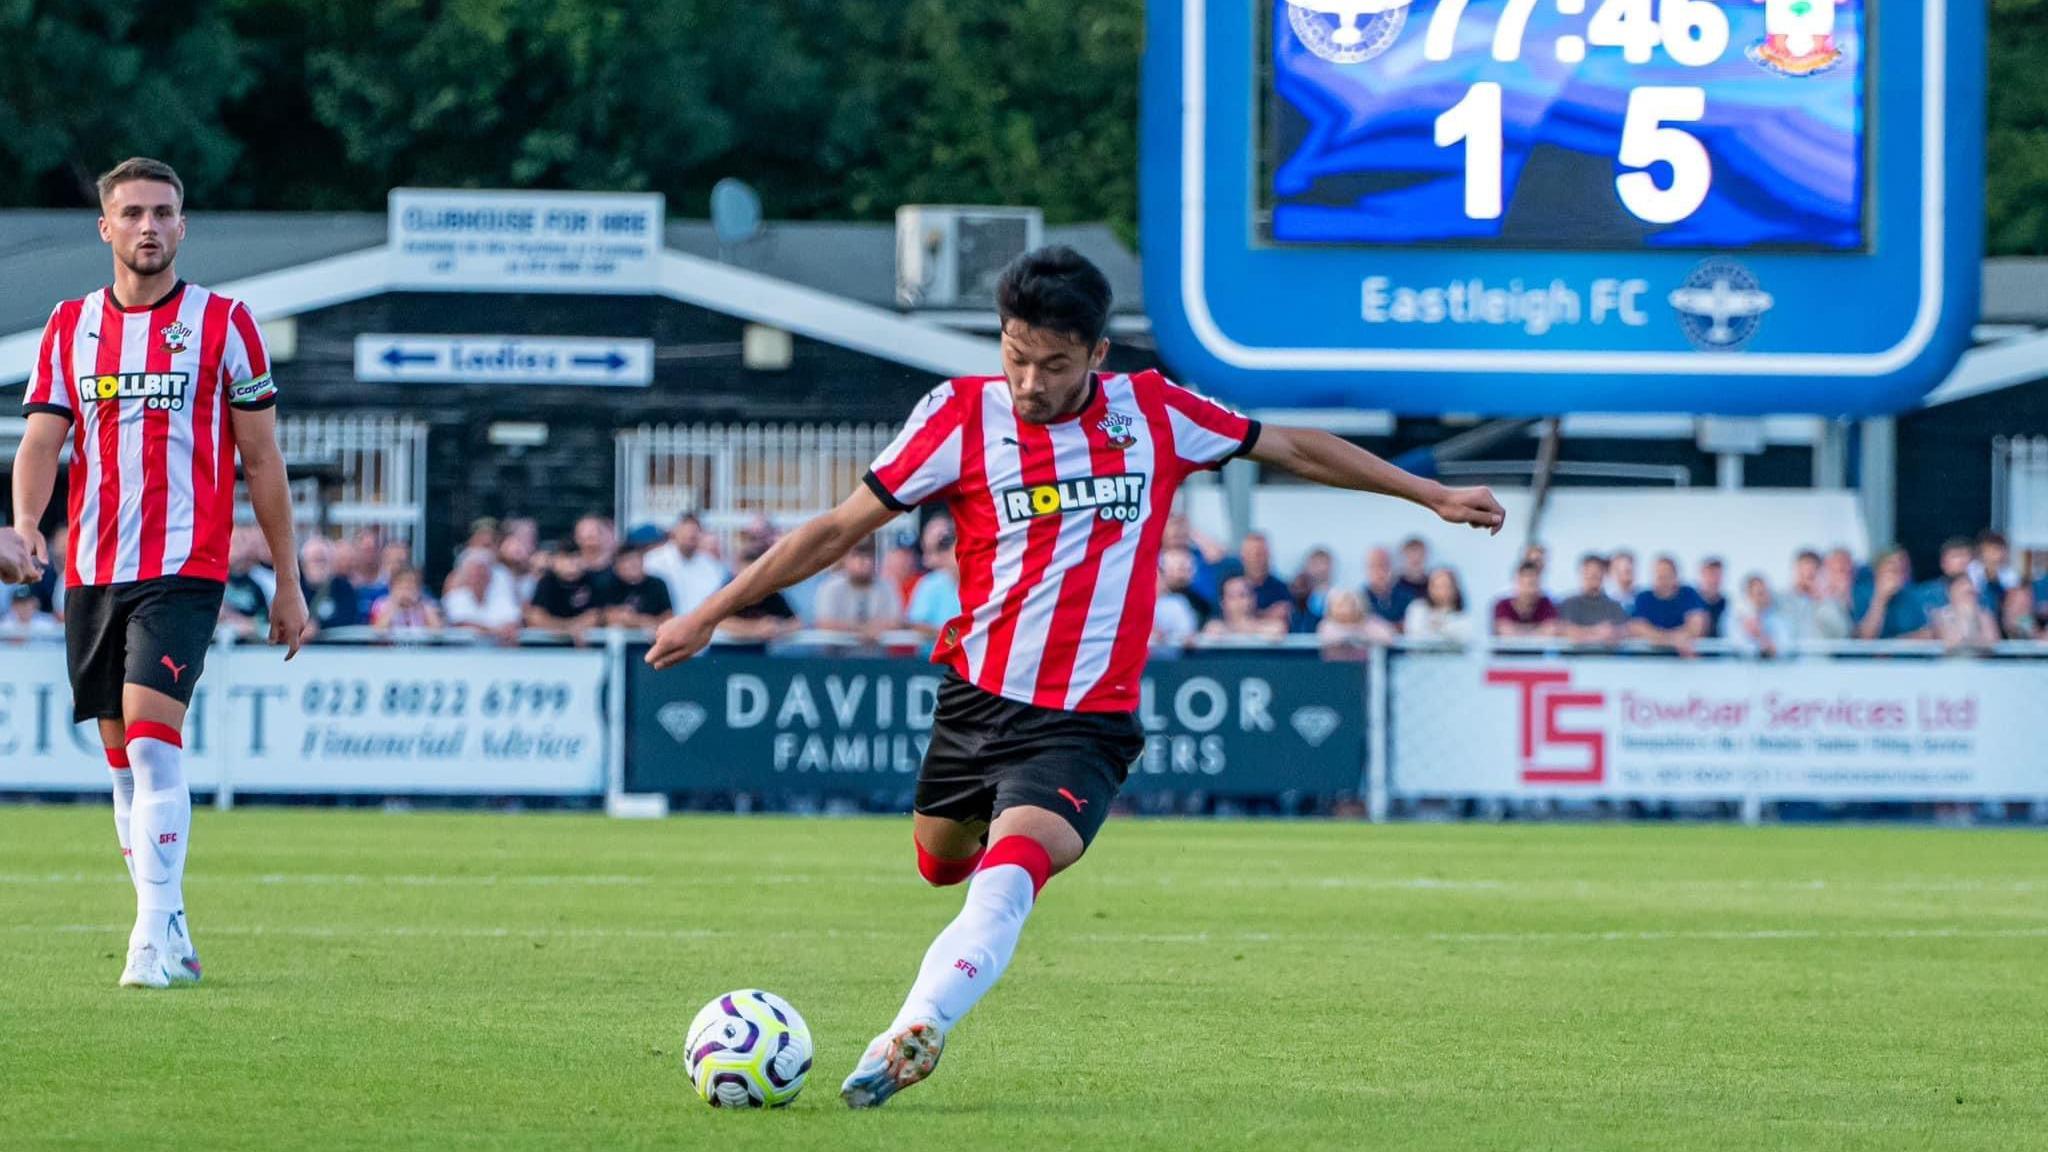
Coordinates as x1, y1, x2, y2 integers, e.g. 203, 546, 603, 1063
684, 989, 814, 1108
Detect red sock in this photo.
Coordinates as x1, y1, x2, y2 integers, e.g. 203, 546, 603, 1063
977, 836, 1053, 897
916, 839, 984, 887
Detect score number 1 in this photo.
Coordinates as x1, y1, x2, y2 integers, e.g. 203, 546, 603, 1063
1437, 86, 1711, 225
1429, 0, 1724, 225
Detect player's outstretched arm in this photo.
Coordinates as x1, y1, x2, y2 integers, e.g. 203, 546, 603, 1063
230, 407, 309, 660
1248, 425, 1505, 535
646, 485, 900, 670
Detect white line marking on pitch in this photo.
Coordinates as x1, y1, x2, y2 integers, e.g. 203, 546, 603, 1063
12, 923, 2047, 947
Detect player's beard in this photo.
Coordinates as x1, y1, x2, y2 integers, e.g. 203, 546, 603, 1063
122, 239, 176, 277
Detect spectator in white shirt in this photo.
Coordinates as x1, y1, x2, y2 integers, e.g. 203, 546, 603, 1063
1724, 574, 1790, 658
643, 513, 729, 617
1152, 553, 1202, 648
443, 547, 523, 642
1780, 549, 1851, 643
1316, 589, 1394, 659
1930, 573, 2001, 653
1402, 568, 1472, 644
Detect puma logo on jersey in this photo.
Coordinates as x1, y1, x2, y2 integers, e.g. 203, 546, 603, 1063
160, 655, 188, 684
1057, 788, 1089, 813
999, 474, 1147, 525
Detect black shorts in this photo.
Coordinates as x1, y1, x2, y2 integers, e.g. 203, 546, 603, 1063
65, 576, 225, 723
914, 671, 1145, 848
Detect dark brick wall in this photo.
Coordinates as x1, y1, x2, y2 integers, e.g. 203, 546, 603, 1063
282, 293, 948, 570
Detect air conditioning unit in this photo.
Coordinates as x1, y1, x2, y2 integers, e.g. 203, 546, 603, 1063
896, 206, 1044, 309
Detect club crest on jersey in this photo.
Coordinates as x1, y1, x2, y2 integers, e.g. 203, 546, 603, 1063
78, 372, 190, 411
158, 320, 191, 354
1000, 474, 1148, 525
1097, 410, 1138, 450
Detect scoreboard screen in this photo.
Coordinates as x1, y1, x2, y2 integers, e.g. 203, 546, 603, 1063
1261, 0, 1868, 251
1139, 0, 1982, 416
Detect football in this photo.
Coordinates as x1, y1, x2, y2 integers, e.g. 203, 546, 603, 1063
683, 990, 814, 1108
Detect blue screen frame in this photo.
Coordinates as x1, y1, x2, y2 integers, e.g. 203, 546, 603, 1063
1140, 0, 1985, 416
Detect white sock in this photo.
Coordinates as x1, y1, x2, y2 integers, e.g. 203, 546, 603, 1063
889, 839, 1049, 1033
107, 748, 136, 887
126, 729, 190, 950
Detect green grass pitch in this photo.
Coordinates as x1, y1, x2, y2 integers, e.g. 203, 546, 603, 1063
3, 808, 2044, 1150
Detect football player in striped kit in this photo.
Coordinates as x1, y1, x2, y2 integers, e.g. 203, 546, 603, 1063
12, 158, 309, 989
646, 246, 1504, 1106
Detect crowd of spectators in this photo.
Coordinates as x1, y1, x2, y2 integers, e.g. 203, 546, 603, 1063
7, 504, 2045, 660
1148, 523, 2048, 659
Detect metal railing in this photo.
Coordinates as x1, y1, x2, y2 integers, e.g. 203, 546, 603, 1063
263, 414, 430, 563
1993, 434, 2048, 551
616, 422, 899, 556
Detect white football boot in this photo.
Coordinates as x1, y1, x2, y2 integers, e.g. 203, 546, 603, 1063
840, 1019, 946, 1109
118, 940, 173, 989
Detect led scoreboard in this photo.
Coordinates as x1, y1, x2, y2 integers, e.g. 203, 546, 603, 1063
1139, 0, 1985, 415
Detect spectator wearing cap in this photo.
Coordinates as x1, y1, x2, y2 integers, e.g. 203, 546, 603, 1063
1492, 561, 1559, 637
1929, 572, 2000, 652
0, 585, 61, 642
1724, 574, 1789, 658
1853, 548, 1931, 640
643, 513, 730, 619
1781, 549, 1851, 644
1696, 557, 1728, 637
607, 541, 675, 630
814, 540, 903, 641
444, 547, 523, 642
527, 543, 607, 641
1629, 555, 1709, 652
907, 522, 963, 656
1557, 553, 1628, 646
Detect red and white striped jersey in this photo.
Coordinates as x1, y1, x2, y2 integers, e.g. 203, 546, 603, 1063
865, 370, 1259, 714
23, 282, 277, 587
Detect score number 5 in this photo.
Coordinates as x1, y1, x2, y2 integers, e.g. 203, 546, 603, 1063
1436, 84, 1710, 225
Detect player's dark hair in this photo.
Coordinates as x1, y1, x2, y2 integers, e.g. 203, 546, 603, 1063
1579, 552, 1607, 570
1978, 529, 2008, 549
1517, 561, 1542, 578
1795, 549, 1822, 566
1942, 535, 1974, 554
995, 246, 1113, 347
96, 157, 184, 208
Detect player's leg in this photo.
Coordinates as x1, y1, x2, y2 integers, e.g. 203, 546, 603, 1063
913, 812, 987, 886
100, 719, 134, 885
64, 583, 149, 982
844, 713, 1139, 1108
118, 578, 222, 988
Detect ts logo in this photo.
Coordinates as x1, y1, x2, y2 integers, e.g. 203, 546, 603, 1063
1485, 668, 1606, 785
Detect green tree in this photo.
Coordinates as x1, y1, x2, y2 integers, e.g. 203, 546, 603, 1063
0, 0, 252, 206
1989, 0, 2048, 254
